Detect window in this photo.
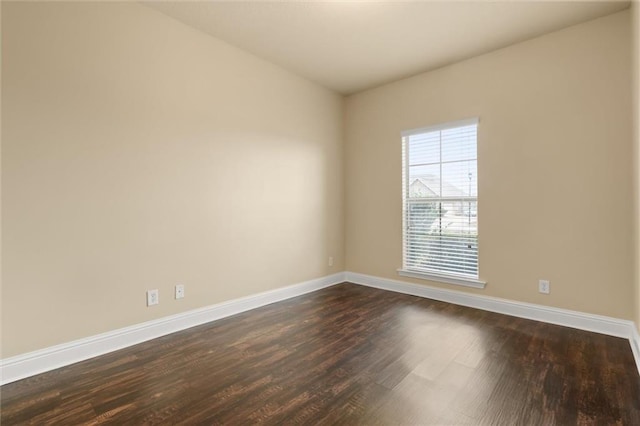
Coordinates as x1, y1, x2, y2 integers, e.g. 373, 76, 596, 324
400, 118, 484, 288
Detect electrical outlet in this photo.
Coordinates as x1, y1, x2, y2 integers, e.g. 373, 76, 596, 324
538, 280, 550, 294
175, 284, 185, 299
328, 256, 334, 267
147, 289, 159, 306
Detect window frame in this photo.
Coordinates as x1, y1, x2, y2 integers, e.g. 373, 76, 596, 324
398, 118, 486, 289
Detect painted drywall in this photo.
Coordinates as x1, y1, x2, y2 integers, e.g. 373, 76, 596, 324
345, 11, 634, 319
1, 2, 343, 357
0, 1, 4, 361
633, 1, 640, 332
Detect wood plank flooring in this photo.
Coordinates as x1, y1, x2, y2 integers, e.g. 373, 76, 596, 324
2, 283, 640, 425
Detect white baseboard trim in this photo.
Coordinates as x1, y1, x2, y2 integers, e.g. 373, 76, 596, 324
0, 272, 346, 386
630, 326, 640, 376
345, 271, 640, 375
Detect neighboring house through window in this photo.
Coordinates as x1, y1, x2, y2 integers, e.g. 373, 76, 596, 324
400, 118, 485, 288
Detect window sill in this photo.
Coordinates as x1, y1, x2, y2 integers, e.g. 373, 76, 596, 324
397, 269, 486, 289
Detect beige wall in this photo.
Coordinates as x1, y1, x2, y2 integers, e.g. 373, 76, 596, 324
1, 2, 344, 357
345, 11, 634, 319
633, 1, 640, 331
2, 3, 636, 360
0, 1, 4, 360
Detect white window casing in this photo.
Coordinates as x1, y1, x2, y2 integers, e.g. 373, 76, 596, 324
399, 118, 486, 289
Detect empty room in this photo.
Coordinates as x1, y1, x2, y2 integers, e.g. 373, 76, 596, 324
2, 0, 640, 424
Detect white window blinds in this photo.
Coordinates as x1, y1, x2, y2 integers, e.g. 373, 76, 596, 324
402, 118, 479, 278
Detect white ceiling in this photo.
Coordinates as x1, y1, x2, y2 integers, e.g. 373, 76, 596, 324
145, 1, 630, 95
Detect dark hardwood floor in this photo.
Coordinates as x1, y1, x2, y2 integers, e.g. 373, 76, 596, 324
2, 283, 640, 425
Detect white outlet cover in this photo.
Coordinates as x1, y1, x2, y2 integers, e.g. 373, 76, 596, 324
175, 284, 185, 299
538, 280, 550, 294
147, 289, 159, 306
